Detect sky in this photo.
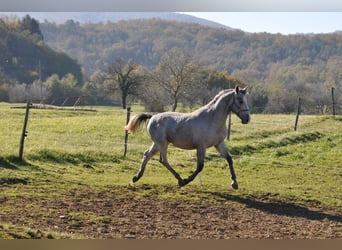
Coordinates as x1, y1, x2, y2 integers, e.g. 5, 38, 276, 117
2, 12, 341, 35
180, 12, 342, 34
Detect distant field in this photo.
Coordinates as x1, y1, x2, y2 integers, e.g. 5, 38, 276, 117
0, 103, 341, 239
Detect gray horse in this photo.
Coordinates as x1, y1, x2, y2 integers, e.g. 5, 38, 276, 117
126, 86, 250, 189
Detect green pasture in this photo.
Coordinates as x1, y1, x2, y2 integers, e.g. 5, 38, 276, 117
0, 103, 341, 238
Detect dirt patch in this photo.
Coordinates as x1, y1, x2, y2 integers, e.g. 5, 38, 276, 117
0, 186, 341, 239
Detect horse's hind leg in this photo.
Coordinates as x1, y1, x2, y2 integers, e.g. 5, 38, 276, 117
182, 146, 206, 186
215, 142, 238, 189
158, 144, 185, 186
132, 143, 158, 183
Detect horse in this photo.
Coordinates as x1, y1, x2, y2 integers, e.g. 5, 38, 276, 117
126, 86, 250, 189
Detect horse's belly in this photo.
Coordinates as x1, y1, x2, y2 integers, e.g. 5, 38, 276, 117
169, 133, 222, 150
167, 135, 196, 150
171, 141, 196, 150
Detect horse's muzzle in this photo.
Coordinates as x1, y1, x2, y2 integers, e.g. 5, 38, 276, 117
241, 116, 250, 124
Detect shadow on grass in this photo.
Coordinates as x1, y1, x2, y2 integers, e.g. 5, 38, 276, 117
0, 155, 40, 171
0, 156, 38, 185
27, 149, 122, 165
0, 155, 32, 170
0, 156, 19, 170
211, 192, 342, 223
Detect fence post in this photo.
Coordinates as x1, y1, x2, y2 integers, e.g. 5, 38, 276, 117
331, 87, 336, 117
294, 97, 301, 131
124, 107, 131, 157
19, 102, 32, 160
227, 112, 232, 140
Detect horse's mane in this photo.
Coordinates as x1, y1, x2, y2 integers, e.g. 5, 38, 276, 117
206, 89, 234, 107
192, 88, 234, 114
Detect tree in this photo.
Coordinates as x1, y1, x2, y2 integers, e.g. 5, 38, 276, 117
105, 58, 144, 109
44, 74, 81, 105
8, 83, 28, 102
150, 49, 201, 111
20, 15, 44, 41
139, 78, 169, 112
0, 82, 10, 102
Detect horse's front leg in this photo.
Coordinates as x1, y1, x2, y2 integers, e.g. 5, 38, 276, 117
182, 147, 206, 186
215, 142, 238, 189
132, 143, 158, 183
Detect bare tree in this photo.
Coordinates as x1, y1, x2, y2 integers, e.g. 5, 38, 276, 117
106, 58, 143, 109
150, 49, 201, 111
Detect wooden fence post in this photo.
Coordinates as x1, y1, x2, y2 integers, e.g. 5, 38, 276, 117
124, 107, 131, 157
19, 102, 32, 160
294, 97, 301, 131
331, 87, 336, 117
227, 112, 232, 140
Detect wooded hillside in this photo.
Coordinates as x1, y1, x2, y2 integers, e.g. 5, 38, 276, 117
0, 16, 82, 85
41, 19, 341, 78
40, 19, 342, 113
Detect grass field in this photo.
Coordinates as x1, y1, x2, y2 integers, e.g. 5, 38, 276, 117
0, 103, 341, 238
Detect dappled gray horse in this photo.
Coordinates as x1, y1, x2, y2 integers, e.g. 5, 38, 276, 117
126, 86, 250, 189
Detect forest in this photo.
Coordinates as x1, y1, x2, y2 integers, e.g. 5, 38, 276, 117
0, 16, 82, 84
0, 15, 341, 113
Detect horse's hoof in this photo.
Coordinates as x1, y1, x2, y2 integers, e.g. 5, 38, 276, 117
132, 176, 139, 183
128, 181, 135, 187
231, 181, 238, 190
178, 179, 187, 187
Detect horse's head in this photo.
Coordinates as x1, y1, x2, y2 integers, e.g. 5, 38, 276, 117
231, 86, 250, 124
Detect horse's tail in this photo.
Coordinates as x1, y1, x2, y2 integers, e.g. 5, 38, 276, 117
125, 113, 152, 133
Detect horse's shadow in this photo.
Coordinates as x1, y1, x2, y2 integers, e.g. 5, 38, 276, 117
210, 192, 342, 223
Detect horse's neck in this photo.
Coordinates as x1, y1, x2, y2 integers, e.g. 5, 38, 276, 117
197, 92, 233, 125
213, 91, 233, 114
215, 98, 232, 125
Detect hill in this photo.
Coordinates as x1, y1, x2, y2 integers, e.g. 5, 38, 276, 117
4, 12, 232, 29
40, 18, 342, 113
0, 16, 83, 84
40, 18, 342, 74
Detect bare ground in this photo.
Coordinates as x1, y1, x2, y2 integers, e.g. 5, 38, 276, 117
0, 185, 341, 239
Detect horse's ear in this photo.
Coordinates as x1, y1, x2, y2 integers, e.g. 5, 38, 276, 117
241, 87, 248, 95
235, 86, 240, 94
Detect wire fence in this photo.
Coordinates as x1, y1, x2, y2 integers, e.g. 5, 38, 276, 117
12, 87, 341, 160
17, 85, 341, 115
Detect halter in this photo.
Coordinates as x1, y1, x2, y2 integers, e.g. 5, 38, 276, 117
231, 94, 250, 115
239, 108, 250, 113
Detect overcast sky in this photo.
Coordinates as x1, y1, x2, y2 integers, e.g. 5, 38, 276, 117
180, 12, 342, 34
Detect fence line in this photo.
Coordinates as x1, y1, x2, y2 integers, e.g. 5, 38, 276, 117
15, 87, 341, 159
18, 86, 341, 116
